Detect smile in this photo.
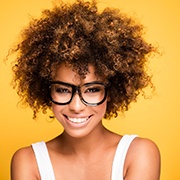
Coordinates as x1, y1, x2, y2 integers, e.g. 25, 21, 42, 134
67, 117, 89, 123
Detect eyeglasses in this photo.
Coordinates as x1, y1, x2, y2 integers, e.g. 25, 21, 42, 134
50, 81, 108, 106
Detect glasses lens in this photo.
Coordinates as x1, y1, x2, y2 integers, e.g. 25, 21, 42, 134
50, 82, 107, 106
51, 83, 72, 104
81, 83, 105, 105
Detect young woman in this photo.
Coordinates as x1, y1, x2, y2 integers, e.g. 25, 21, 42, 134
10, 0, 160, 179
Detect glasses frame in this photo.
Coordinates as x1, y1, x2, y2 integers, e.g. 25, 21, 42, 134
49, 81, 108, 106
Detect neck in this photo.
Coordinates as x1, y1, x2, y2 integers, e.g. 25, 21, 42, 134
59, 123, 110, 156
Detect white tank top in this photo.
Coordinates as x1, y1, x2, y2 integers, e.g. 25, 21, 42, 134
32, 134, 137, 180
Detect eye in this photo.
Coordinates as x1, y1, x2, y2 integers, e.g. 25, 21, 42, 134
84, 85, 104, 94
55, 87, 70, 94
86, 87, 100, 93
52, 84, 72, 94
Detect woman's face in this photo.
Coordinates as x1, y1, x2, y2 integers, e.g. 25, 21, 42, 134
51, 63, 108, 138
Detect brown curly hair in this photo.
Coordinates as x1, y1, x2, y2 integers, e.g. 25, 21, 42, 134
11, 0, 156, 119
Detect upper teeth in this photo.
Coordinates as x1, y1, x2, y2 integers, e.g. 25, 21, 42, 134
68, 117, 89, 123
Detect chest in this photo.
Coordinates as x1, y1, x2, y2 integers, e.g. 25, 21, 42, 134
51, 151, 114, 180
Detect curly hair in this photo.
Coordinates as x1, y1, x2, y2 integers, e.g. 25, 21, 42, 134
11, 0, 156, 119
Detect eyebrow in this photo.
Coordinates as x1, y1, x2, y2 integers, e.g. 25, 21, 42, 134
50, 80, 105, 87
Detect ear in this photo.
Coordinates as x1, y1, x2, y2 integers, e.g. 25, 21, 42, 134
107, 95, 111, 102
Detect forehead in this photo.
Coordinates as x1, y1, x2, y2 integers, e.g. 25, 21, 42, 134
54, 63, 102, 84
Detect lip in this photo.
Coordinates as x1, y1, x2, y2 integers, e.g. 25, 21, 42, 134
68, 117, 89, 123
64, 115, 92, 128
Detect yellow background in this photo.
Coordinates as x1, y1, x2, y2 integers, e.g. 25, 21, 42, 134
0, 0, 180, 179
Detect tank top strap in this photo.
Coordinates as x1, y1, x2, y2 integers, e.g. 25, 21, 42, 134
111, 134, 138, 180
32, 141, 55, 180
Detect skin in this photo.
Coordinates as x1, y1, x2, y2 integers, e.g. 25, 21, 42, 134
11, 64, 161, 180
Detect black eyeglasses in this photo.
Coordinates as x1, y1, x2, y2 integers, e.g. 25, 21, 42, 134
50, 81, 108, 106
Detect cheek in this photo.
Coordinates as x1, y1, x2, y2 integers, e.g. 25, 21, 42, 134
52, 104, 62, 117
93, 101, 107, 117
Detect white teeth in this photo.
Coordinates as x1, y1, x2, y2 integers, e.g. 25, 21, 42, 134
68, 117, 89, 123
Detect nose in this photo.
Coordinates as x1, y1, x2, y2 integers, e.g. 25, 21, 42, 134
68, 92, 86, 112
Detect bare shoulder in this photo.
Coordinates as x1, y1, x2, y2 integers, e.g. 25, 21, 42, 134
11, 146, 39, 180
130, 137, 160, 159
124, 137, 161, 180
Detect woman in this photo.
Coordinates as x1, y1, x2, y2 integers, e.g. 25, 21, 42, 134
10, 0, 160, 179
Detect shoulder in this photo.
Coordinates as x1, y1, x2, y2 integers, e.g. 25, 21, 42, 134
11, 146, 39, 180
129, 137, 160, 158
124, 137, 161, 180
